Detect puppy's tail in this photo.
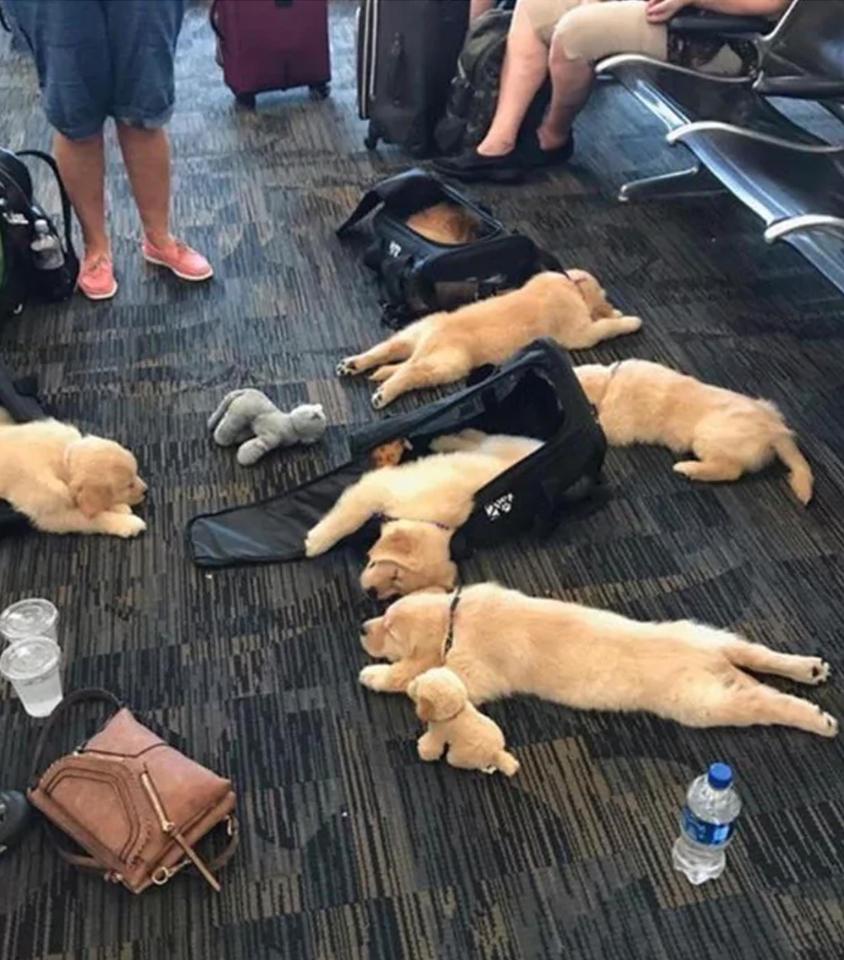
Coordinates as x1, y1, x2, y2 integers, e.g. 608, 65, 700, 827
772, 432, 814, 505
207, 389, 247, 432
494, 750, 520, 777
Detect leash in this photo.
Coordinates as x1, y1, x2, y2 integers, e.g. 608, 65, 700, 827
441, 584, 463, 659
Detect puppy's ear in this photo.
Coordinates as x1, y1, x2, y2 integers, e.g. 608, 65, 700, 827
416, 696, 435, 723
71, 480, 114, 519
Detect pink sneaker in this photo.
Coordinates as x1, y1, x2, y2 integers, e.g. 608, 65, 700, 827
142, 237, 214, 282
77, 254, 118, 301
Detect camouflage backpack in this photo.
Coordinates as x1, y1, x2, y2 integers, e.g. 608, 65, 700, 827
435, 6, 548, 157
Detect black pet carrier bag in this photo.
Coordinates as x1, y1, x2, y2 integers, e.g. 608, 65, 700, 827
337, 168, 561, 329
186, 339, 606, 569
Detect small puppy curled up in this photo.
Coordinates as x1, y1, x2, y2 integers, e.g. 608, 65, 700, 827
405, 202, 482, 245
0, 415, 147, 537
305, 429, 539, 598
575, 359, 813, 503
337, 271, 642, 409
359, 583, 837, 738
369, 438, 412, 470
408, 667, 520, 776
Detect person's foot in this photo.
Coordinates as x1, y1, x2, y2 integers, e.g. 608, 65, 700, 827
521, 131, 575, 169
433, 147, 524, 184
77, 253, 118, 300
142, 237, 214, 282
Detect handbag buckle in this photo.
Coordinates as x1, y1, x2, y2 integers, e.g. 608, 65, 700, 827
152, 865, 175, 886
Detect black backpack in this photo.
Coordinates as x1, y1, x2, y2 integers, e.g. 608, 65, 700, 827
435, 5, 549, 157
337, 168, 561, 329
0, 147, 79, 321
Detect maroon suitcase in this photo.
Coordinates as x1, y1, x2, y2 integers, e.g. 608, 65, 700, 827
210, 0, 331, 107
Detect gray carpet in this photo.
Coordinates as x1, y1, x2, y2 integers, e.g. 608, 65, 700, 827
1, 3, 843, 959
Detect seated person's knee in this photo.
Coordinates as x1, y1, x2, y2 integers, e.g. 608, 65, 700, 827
550, 7, 611, 63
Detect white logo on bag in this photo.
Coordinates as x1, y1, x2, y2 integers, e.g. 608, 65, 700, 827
484, 493, 514, 521
388, 241, 402, 258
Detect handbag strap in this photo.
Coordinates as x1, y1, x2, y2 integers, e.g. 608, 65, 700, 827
28, 688, 122, 788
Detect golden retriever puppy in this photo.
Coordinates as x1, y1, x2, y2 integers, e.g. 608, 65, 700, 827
336, 271, 642, 409
359, 583, 837, 737
305, 431, 540, 597
408, 667, 520, 776
0, 418, 147, 537
405, 202, 482, 245
575, 360, 813, 504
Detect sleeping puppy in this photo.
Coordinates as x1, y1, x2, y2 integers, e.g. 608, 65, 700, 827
575, 359, 813, 504
358, 583, 837, 737
405, 202, 482, 245
0, 417, 147, 537
305, 430, 540, 597
336, 271, 642, 409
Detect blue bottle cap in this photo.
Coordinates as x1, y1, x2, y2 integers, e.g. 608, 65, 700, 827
707, 762, 733, 790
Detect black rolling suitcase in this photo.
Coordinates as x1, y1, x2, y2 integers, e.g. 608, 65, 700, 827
357, 0, 470, 156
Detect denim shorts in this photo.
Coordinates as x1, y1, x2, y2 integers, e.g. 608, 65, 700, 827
6, 0, 186, 140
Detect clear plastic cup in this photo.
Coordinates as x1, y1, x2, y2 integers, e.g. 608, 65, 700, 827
0, 637, 63, 717
0, 599, 58, 644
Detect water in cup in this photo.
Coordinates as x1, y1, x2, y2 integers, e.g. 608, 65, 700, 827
0, 598, 58, 644
0, 637, 63, 717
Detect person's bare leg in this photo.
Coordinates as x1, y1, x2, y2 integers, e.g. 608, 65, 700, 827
53, 131, 109, 258
537, 40, 594, 151
476, 6, 549, 157
115, 124, 172, 248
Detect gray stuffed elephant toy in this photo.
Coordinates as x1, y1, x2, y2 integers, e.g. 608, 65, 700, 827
208, 389, 327, 466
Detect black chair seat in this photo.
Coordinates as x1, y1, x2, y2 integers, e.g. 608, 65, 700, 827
670, 126, 844, 289
603, 57, 824, 144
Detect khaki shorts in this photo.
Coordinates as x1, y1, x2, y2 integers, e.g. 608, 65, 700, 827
521, 0, 668, 61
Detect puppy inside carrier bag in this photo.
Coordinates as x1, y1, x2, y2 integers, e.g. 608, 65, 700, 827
337, 168, 561, 329
186, 339, 607, 569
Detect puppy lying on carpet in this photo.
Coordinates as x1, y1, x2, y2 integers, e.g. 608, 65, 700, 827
575, 359, 813, 503
359, 583, 837, 737
0, 415, 147, 537
305, 429, 539, 597
408, 667, 520, 776
337, 271, 642, 409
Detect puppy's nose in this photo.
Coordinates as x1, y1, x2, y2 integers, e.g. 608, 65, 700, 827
139, 479, 148, 493
366, 587, 378, 600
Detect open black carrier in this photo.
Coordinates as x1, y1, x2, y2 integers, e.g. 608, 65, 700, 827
187, 340, 606, 569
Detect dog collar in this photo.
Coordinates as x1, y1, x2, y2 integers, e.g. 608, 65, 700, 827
589, 360, 624, 417
441, 585, 463, 659
378, 513, 455, 532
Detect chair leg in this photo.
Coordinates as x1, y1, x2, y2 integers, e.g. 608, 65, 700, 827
619, 164, 725, 203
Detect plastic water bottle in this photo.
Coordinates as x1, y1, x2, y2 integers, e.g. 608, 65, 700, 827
672, 762, 742, 885
30, 219, 65, 271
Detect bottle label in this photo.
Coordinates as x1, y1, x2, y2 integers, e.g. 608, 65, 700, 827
681, 806, 734, 846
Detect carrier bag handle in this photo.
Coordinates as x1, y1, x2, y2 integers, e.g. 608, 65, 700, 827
17, 149, 77, 258
337, 168, 442, 236
28, 688, 123, 787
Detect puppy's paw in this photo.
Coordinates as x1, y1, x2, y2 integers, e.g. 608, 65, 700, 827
417, 734, 443, 762
371, 389, 386, 410
112, 503, 133, 515
336, 358, 357, 377
818, 707, 838, 737
110, 514, 147, 539
304, 526, 332, 558
808, 658, 831, 685
622, 315, 643, 332
672, 461, 698, 480
359, 665, 391, 692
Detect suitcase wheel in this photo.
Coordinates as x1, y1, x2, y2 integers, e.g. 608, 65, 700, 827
309, 83, 330, 100
235, 92, 257, 109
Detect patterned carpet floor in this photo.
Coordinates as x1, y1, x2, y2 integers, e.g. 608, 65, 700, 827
1, 3, 843, 958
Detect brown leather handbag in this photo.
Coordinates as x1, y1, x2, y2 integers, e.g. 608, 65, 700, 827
27, 689, 238, 894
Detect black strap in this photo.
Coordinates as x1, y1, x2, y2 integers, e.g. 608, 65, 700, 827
0, 6, 10, 32
16, 150, 76, 257
28, 688, 122, 788
442, 585, 463, 658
